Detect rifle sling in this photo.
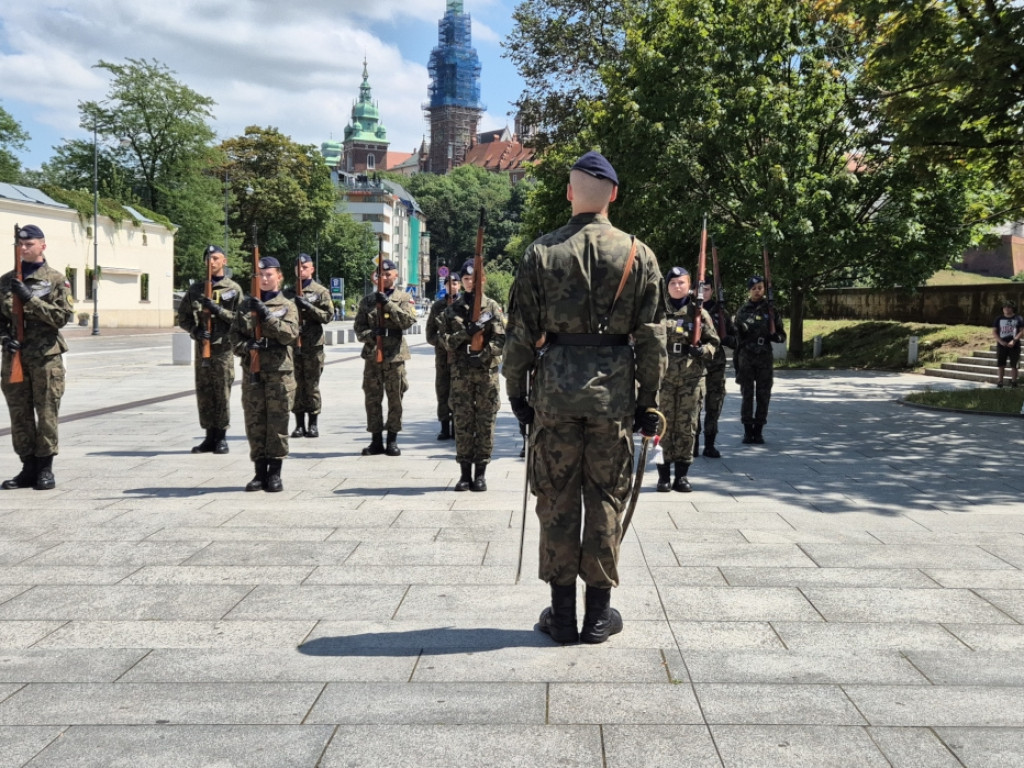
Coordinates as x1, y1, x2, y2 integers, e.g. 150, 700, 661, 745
597, 236, 638, 334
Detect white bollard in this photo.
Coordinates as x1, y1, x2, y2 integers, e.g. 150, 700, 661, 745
172, 332, 193, 366
908, 335, 919, 366
813, 334, 822, 358
323, 330, 334, 346
772, 341, 787, 361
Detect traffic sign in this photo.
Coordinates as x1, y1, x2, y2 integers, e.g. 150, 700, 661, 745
438, 265, 449, 279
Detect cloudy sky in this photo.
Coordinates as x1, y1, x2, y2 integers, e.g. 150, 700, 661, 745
0, 0, 525, 170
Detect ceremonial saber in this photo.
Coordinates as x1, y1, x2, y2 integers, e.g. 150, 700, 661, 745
621, 408, 667, 542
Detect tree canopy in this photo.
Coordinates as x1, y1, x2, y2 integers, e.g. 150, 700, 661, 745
0, 104, 29, 183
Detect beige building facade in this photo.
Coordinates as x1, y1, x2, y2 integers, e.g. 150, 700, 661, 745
0, 184, 176, 328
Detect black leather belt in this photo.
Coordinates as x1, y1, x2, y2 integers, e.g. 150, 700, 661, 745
546, 332, 630, 346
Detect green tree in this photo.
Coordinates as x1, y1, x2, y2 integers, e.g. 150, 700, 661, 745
849, 0, 1024, 209
513, 0, 978, 357
313, 210, 378, 302
405, 165, 516, 296
221, 126, 336, 279
0, 104, 29, 183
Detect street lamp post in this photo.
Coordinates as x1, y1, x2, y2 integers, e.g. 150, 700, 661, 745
91, 122, 100, 336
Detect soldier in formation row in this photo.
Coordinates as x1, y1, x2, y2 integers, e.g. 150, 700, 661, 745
286, 253, 333, 439
425, 272, 460, 441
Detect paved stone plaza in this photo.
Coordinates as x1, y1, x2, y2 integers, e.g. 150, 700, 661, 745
0, 323, 1022, 767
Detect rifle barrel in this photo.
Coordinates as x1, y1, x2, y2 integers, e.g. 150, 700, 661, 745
9, 224, 24, 384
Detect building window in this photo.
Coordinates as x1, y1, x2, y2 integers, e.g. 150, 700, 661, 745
366, 154, 375, 169
85, 268, 95, 301
65, 267, 78, 301
140, 273, 150, 302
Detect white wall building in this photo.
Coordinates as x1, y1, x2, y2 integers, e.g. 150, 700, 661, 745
0, 184, 176, 328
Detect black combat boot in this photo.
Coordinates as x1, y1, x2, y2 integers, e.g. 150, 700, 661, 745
2, 456, 36, 490
672, 462, 692, 493
692, 432, 700, 458
361, 432, 385, 456
291, 413, 306, 438
538, 583, 579, 644
212, 428, 229, 455
742, 424, 755, 444
245, 460, 267, 492
265, 459, 283, 492
385, 431, 401, 456
306, 414, 319, 438
580, 585, 622, 644
34, 455, 55, 491
752, 424, 765, 444
454, 462, 473, 492
436, 419, 451, 440
703, 433, 721, 458
191, 429, 216, 453
656, 463, 671, 492
471, 462, 487, 492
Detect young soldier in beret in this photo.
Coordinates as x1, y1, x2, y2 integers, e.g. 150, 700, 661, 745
285, 253, 334, 438
1, 225, 73, 490
437, 260, 506, 491
176, 245, 243, 455
426, 272, 461, 440
230, 256, 299, 492
733, 275, 786, 444
353, 258, 417, 456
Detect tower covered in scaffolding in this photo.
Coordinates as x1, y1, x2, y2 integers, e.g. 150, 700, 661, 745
424, 0, 484, 174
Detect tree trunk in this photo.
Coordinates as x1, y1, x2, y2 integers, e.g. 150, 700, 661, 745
788, 283, 805, 360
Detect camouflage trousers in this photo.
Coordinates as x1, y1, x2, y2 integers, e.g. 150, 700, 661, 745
450, 364, 500, 464
292, 346, 325, 414
736, 349, 774, 425
362, 360, 408, 433
193, 347, 234, 430
434, 350, 453, 421
698, 362, 727, 439
659, 374, 705, 464
1, 353, 65, 458
241, 372, 296, 461
530, 410, 633, 589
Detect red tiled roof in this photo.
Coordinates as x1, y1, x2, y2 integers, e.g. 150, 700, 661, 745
463, 140, 535, 173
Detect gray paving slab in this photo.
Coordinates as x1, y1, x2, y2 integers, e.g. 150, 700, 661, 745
937, 727, 1024, 768
4, 339, 1024, 764
0, 726, 66, 768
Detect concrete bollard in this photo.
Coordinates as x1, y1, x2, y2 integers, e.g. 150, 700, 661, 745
323, 330, 334, 346
908, 335, 919, 366
813, 334, 822, 358
346, 329, 358, 344
772, 341, 787, 362
172, 332, 193, 366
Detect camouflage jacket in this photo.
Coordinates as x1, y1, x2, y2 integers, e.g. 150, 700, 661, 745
503, 212, 667, 416
176, 274, 244, 353
230, 291, 300, 374
285, 279, 333, 348
0, 261, 73, 364
663, 297, 720, 384
733, 299, 786, 356
437, 292, 506, 372
426, 295, 455, 356
353, 287, 417, 363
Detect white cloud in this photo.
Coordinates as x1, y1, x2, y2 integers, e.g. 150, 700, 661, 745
0, 0, 520, 164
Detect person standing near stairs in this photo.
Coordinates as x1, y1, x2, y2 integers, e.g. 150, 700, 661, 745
993, 300, 1024, 388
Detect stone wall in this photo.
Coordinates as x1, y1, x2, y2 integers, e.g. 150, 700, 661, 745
814, 284, 1024, 326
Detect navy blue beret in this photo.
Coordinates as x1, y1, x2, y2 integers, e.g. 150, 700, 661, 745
747, 275, 766, 288
297, 253, 312, 264
666, 266, 689, 281
17, 225, 44, 240
379, 259, 397, 272
461, 259, 476, 276
205, 244, 224, 257
258, 257, 281, 270
571, 151, 618, 186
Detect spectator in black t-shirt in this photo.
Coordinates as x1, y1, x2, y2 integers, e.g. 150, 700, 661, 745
993, 300, 1024, 387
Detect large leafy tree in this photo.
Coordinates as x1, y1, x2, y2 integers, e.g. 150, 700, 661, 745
849, 0, 1024, 209
513, 0, 978, 357
220, 126, 336, 281
311, 211, 378, 304
0, 104, 29, 183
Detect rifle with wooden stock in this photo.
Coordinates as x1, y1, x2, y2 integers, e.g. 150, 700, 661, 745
691, 216, 708, 346
200, 252, 213, 367
8, 224, 24, 384
294, 256, 303, 355
375, 235, 385, 364
762, 244, 776, 336
711, 237, 726, 339
469, 207, 486, 353
249, 227, 263, 383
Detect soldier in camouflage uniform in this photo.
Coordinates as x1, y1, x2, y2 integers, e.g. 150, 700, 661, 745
733, 275, 786, 444
504, 152, 666, 645
425, 273, 460, 440
656, 267, 719, 492
176, 245, 243, 455
230, 256, 299, 492
438, 260, 506, 492
353, 259, 417, 456
696, 281, 734, 458
285, 253, 333, 439
0, 225, 73, 491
